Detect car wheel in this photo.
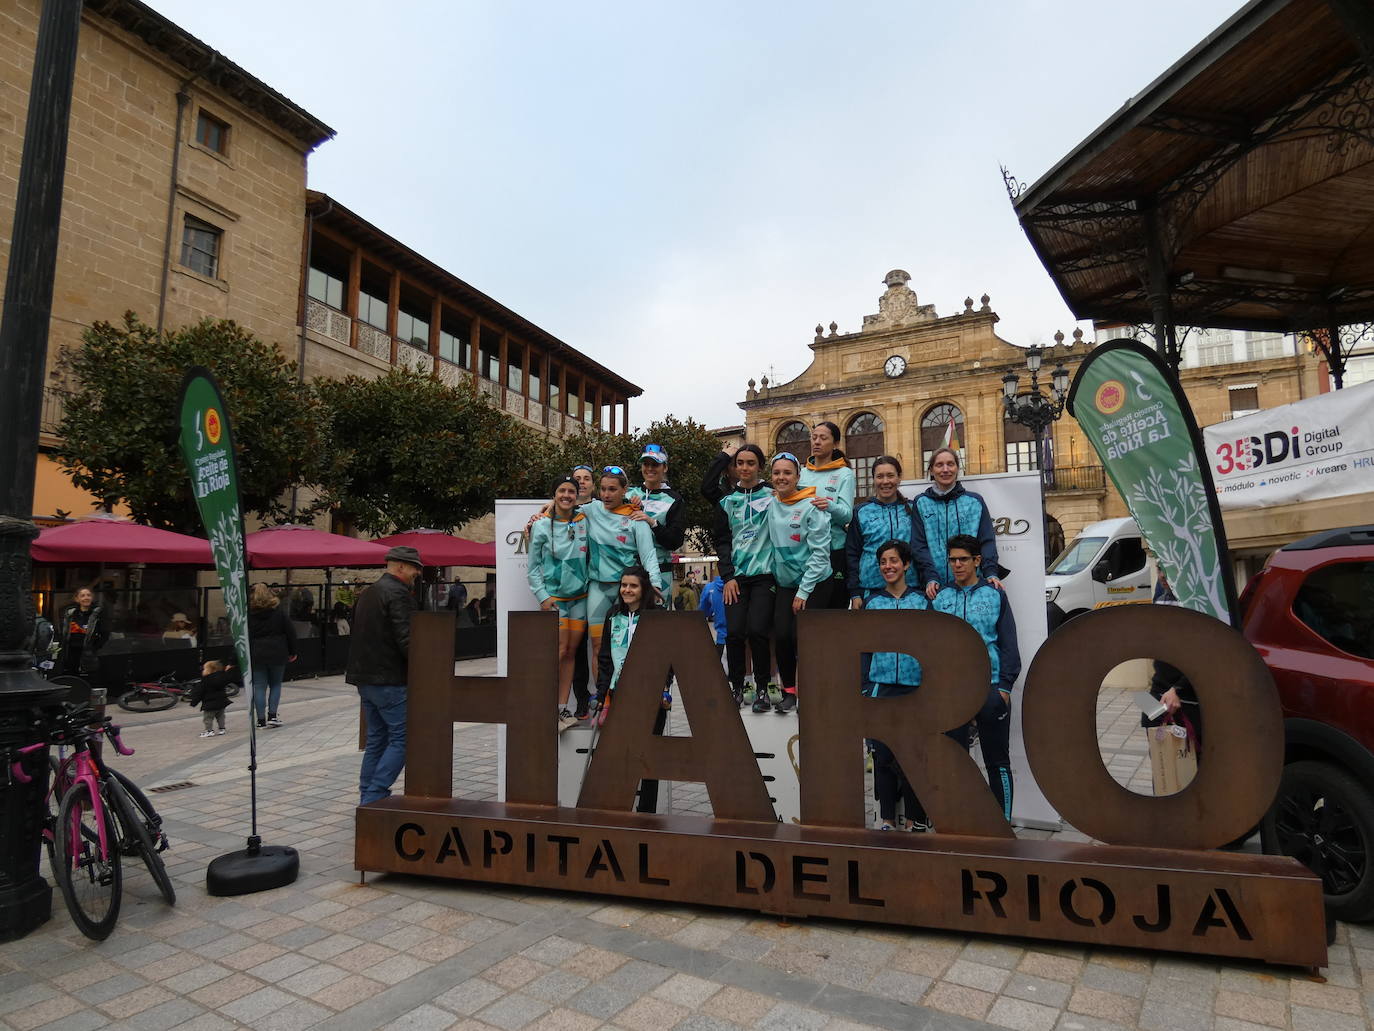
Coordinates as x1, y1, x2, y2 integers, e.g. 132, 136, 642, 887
1262, 760, 1374, 922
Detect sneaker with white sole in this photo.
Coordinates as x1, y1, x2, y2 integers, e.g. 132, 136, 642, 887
216, 728, 226, 735
557, 709, 578, 732
267, 715, 282, 727
199, 731, 216, 738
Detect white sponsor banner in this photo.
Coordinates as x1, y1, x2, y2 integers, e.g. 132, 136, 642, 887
496, 478, 1057, 830
1203, 380, 1374, 510
903, 471, 1057, 830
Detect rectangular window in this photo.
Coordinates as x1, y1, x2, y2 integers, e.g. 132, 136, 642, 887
548, 362, 560, 412
439, 324, 466, 367
195, 111, 229, 154
507, 343, 524, 394
358, 287, 388, 330
585, 390, 596, 425
307, 266, 344, 310
1229, 385, 1260, 418
180, 215, 221, 278
528, 353, 542, 404
1005, 441, 1039, 472
566, 378, 580, 418
1246, 332, 1285, 361
396, 306, 430, 349
480, 335, 501, 382
1195, 330, 1234, 366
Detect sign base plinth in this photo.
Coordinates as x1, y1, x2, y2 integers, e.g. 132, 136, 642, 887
356, 796, 1327, 968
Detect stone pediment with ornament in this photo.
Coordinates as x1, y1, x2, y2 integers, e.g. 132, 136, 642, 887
860, 270, 937, 330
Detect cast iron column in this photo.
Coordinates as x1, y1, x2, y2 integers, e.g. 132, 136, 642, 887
0, 0, 83, 941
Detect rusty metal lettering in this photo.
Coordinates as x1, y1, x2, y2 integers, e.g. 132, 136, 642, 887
797, 609, 1013, 837
353, 607, 1328, 967
577, 613, 774, 821
1022, 605, 1282, 850
407, 611, 558, 804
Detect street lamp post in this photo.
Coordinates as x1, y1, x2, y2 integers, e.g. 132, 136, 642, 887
1002, 330, 1073, 556
0, 0, 83, 941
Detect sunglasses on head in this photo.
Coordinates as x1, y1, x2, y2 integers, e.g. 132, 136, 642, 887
603, 465, 625, 475
772, 451, 799, 467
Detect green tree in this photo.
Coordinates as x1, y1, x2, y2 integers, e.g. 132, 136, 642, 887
538, 415, 725, 551
55, 313, 321, 533
315, 368, 543, 534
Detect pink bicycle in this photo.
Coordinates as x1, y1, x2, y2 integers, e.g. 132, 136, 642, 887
12, 707, 175, 940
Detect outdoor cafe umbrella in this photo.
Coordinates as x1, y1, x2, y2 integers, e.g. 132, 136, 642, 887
244, 524, 389, 569
371, 528, 495, 567
31, 514, 213, 566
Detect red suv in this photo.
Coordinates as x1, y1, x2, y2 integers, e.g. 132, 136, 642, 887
1242, 525, 1374, 921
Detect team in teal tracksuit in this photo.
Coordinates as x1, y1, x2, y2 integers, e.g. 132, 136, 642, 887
845, 495, 917, 600
800, 455, 855, 606
933, 571, 1021, 821
766, 485, 831, 697
526, 511, 590, 626
911, 481, 1001, 590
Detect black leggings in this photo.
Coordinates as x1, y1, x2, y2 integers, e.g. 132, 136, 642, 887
772, 585, 799, 689
635, 705, 670, 813
726, 574, 774, 693
572, 638, 591, 711
869, 739, 917, 824
953, 686, 1014, 821
808, 548, 848, 610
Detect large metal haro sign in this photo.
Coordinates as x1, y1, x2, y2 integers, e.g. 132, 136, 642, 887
355, 605, 1327, 968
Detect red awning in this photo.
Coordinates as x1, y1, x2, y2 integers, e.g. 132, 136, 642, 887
31, 516, 213, 566
372, 529, 496, 567
245, 525, 389, 569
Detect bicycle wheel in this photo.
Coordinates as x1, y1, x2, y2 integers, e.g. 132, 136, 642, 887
117, 688, 177, 713
42, 755, 68, 881
55, 781, 122, 940
105, 771, 175, 905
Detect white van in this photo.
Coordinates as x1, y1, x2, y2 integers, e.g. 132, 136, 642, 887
1045, 517, 1154, 627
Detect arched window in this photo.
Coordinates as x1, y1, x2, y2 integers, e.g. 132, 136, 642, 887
775, 420, 809, 455
920, 403, 965, 474
846, 411, 886, 498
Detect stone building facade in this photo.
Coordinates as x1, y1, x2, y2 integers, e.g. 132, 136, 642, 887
1, 0, 332, 518
2, 0, 637, 522
738, 271, 1324, 554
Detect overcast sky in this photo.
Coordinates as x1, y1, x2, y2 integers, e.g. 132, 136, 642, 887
145, 0, 1242, 430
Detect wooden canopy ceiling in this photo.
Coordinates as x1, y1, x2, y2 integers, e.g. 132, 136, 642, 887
1010, 0, 1374, 334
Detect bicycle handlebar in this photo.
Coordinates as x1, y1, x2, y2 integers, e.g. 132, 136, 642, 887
9, 710, 134, 782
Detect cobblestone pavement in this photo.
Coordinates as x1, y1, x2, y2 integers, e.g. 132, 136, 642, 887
1, 663, 1368, 1031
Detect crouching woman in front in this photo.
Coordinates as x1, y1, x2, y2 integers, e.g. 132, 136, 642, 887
862, 539, 932, 831
594, 567, 668, 812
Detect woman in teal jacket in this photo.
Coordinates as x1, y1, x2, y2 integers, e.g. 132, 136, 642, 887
845, 455, 916, 607
702, 444, 775, 708
582, 467, 663, 678
760, 452, 830, 714
799, 421, 855, 610
526, 476, 589, 730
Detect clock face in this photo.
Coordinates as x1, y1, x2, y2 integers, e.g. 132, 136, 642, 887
884, 355, 907, 378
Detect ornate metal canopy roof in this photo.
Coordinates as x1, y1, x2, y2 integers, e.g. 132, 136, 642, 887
1008, 0, 1374, 335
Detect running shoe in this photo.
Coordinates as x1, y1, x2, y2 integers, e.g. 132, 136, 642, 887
199, 731, 216, 738
751, 692, 772, 714
557, 709, 578, 732
216, 729, 226, 735
908, 819, 931, 832
267, 715, 282, 727
774, 692, 798, 714
573, 704, 589, 721
731, 688, 744, 708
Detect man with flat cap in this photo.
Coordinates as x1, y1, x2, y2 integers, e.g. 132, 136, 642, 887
348, 545, 424, 805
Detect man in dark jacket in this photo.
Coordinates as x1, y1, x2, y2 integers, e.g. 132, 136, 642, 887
348, 545, 422, 805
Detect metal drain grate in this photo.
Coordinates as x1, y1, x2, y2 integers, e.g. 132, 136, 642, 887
149, 781, 196, 793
